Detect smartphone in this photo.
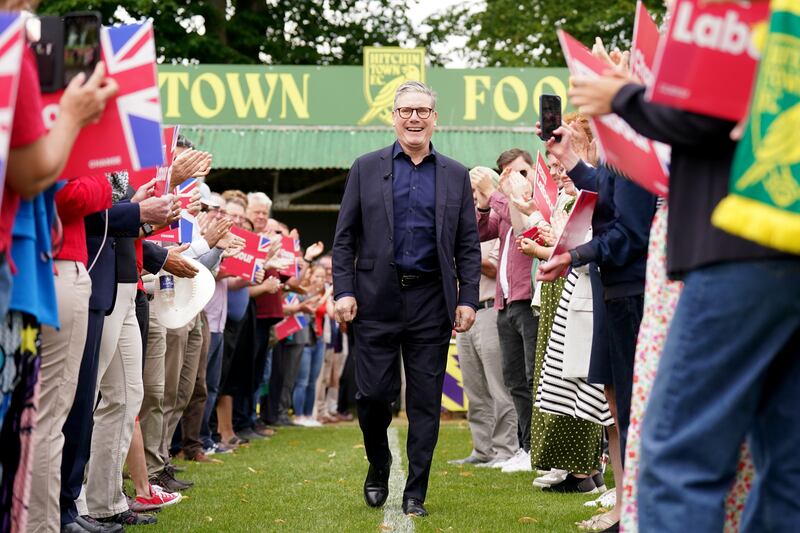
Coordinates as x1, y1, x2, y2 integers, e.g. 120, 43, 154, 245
539, 94, 562, 142
62, 11, 101, 87
31, 15, 63, 93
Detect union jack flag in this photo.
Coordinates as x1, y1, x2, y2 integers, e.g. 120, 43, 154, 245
0, 14, 24, 210
258, 235, 272, 254
43, 21, 164, 179
275, 293, 308, 340
172, 178, 198, 243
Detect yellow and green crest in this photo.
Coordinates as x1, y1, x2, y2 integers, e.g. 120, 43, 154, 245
358, 47, 426, 126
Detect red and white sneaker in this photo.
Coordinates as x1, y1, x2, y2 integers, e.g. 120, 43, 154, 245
135, 484, 182, 510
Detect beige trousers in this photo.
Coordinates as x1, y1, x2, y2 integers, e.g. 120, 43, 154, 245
26, 261, 91, 533
456, 306, 518, 461
139, 304, 167, 477
159, 314, 202, 464
79, 283, 143, 518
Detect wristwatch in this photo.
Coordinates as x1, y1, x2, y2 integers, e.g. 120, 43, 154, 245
141, 222, 154, 237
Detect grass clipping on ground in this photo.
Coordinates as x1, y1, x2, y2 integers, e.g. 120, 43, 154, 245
138, 420, 608, 532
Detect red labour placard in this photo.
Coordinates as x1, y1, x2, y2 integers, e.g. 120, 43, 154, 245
219, 227, 271, 282
532, 152, 559, 223
648, 0, 770, 121
559, 30, 670, 197
550, 190, 598, 276
41, 21, 164, 179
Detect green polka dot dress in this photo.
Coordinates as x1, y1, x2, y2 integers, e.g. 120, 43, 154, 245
529, 279, 603, 475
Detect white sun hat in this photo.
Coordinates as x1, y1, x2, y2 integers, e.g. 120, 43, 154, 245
153, 257, 215, 329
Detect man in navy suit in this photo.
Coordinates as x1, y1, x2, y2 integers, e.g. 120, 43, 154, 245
333, 81, 481, 517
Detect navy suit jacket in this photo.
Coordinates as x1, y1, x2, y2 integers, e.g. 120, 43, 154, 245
333, 144, 481, 324
85, 201, 140, 313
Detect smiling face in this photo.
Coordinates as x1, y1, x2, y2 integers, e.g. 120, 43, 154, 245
393, 91, 437, 155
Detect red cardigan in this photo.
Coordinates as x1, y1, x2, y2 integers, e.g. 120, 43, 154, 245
55, 175, 112, 266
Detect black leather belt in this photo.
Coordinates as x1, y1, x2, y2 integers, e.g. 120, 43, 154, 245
478, 298, 495, 310
398, 271, 441, 289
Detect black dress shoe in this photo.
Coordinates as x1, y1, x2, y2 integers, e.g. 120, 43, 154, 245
363, 456, 392, 508
402, 498, 428, 517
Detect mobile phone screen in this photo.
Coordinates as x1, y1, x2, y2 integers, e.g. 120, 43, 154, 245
63, 13, 100, 87
539, 94, 562, 142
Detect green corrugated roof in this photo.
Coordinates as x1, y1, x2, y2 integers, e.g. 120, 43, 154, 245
179, 126, 545, 170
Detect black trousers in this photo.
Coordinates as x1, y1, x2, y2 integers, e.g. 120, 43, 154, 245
263, 340, 304, 424
353, 280, 452, 502
496, 300, 538, 452
605, 294, 644, 465
60, 309, 105, 526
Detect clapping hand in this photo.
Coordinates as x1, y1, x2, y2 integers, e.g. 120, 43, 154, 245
304, 241, 325, 262
170, 149, 212, 189
131, 178, 157, 203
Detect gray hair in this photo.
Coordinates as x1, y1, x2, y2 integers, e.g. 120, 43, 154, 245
247, 191, 272, 211
393, 81, 437, 111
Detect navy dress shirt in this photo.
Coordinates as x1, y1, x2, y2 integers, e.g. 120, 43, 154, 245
392, 142, 438, 273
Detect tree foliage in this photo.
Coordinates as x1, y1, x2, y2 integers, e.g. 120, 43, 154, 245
423, 0, 666, 67
37, 0, 418, 65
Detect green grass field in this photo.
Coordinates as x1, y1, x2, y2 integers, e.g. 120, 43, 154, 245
140, 420, 609, 532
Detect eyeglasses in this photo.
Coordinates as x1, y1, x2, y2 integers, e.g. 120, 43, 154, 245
395, 107, 433, 119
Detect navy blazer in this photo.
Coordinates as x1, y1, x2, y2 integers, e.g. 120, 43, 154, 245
333, 144, 481, 324
85, 201, 140, 313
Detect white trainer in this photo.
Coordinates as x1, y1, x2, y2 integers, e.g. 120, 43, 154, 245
501, 449, 532, 473
532, 468, 569, 487
584, 488, 617, 508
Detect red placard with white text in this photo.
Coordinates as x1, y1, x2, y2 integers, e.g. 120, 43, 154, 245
41, 21, 164, 179
219, 227, 271, 281
631, 1, 661, 87
128, 125, 179, 196
558, 30, 670, 197
532, 152, 558, 223
550, 190, 598, 276
0, 14, 25, 214
648, 0, 769, 121
278, 235, 301, 279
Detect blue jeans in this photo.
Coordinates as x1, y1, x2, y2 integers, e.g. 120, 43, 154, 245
200, 332, 224, 448
293, 340, 324, 416
638, 259, 800, 532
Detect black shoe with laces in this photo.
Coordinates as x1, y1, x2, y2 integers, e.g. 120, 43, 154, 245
542, 473, 598, 493
150, 469, 191, 493
97, 510, 157, 526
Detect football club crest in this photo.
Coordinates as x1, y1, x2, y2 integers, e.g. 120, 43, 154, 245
358, 47, 426, 126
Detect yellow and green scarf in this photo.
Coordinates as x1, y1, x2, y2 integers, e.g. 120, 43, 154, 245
712, 0, 800, 254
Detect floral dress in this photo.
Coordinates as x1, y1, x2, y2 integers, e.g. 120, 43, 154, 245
620, 203, 754, 532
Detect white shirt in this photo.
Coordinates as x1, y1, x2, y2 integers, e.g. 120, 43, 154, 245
499, 228, 513, 300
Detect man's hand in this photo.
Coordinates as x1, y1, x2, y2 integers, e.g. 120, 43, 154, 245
536, 252, 572, 282
334, 296, 357, 324
204, 217, 233, 248
170, 149, 212, 189
569, 71, 632, 117
186, 190, 202, 217
253, 264, 267, 284
163, 243, 199, 278
454, 305, 476, 333
139, 194, 179, 225
131, 178, 157, 203
262, 276, 281, 294
304, 241, 325, 262
59, 62, 118, 127
535, 121, 581, 171
470, 167, 497, 199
